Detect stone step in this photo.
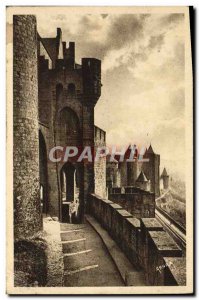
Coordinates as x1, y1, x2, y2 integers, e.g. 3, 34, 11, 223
63, 265, 123, 287
63, 251, 93, 271
60, 223, 86, 231
64, 266, 100, 287
62, 239, 87, 253
60, 230, 85, 241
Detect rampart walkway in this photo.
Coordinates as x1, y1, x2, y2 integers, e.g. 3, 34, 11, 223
60, 221, 125, 286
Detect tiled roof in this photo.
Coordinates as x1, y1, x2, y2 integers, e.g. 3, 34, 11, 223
41, 38, 57, 61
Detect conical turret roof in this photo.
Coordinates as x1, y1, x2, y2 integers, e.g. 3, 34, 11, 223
136, 171, 148, 182
161, 167, 168, 177
146, 144, 155, 154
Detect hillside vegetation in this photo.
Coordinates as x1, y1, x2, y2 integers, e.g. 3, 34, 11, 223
156, 179, 186, 228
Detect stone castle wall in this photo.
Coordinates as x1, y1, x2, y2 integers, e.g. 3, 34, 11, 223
13, 15, 42, 238
108, 187, 155, 218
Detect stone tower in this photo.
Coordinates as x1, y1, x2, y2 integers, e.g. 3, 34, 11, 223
142, 144, 160, 197
161, 167, 169, 189
118, 145, 140, 187
106, 155, 120, 188
37, 28, 102, 222
13, 15, 42, 239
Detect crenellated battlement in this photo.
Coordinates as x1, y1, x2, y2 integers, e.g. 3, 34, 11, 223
62, 41, 75, 67
94, 125, 106, 145
38, 27, 101, 106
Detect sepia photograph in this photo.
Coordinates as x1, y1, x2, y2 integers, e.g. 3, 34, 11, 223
6, 6, 193, 295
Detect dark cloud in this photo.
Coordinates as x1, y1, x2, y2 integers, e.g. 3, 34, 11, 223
127, 32, 166, 69
67, 14, 149, 61
79, 15, 103, 31
160, 13, 184, 26
126, 50, 148, 69
37, 12, 184, 75
107, 14, 146, 50
116, 31, 166, 73
148, 33, 165, 50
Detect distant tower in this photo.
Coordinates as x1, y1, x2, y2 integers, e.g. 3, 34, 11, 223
106, 155, 120, 188
135, 171, 150, 191
161, 168, 169, 189
126, 145, 139, 186
119, 144, 140, 187
142, 144, 160, 197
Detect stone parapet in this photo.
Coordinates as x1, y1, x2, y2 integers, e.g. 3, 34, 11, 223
88, 193, 186, 286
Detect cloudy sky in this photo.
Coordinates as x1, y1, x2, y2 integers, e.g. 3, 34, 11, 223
8, 10, 186, 179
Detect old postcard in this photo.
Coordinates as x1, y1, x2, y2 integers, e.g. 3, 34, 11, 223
6, 6, 193, 294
